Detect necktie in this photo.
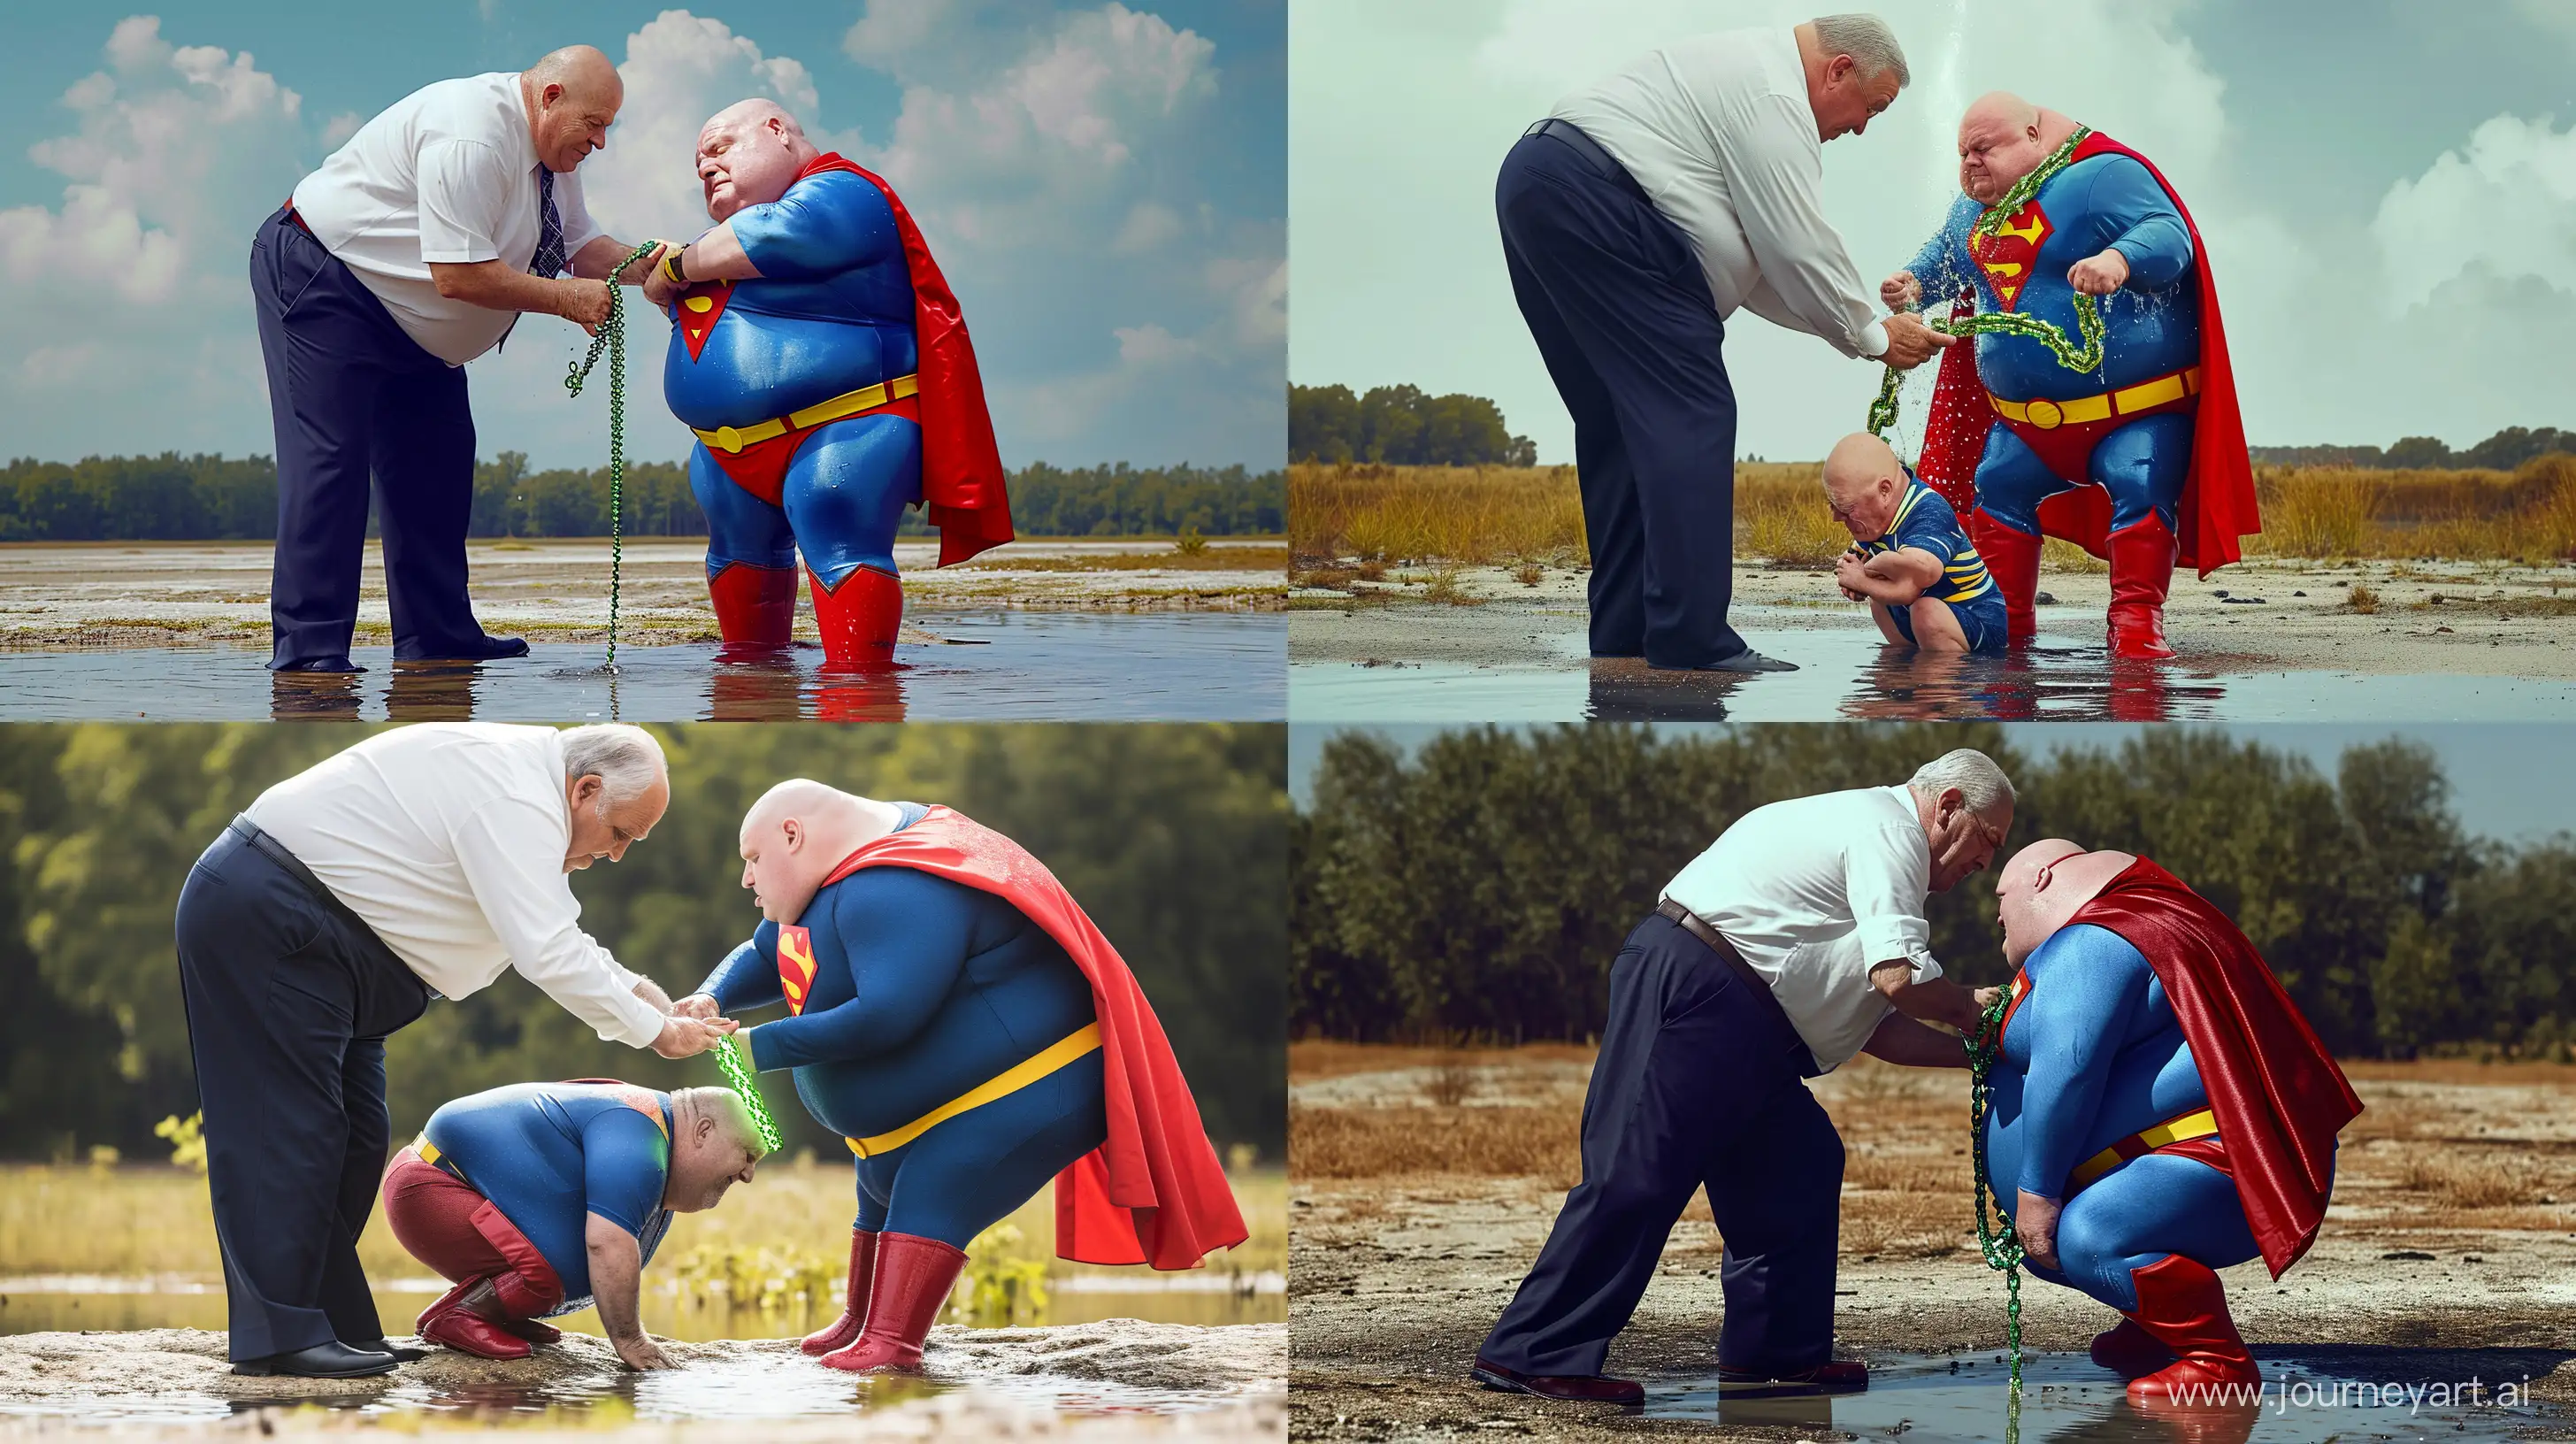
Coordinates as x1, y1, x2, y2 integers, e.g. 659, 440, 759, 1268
532, 165, 567, 278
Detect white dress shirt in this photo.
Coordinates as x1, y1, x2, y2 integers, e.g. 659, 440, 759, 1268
1552, 28, 1890, 360
244, 724, 668, 1048
291, 72, 604, 365
1661, 785, 1939, 1071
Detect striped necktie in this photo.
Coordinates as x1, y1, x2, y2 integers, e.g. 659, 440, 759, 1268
532, 165, 567, 278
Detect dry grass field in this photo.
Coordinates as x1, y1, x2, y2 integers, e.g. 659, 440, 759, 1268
1290, 457, 2576, 573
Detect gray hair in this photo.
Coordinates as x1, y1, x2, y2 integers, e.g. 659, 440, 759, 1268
561, 724, 666, 808
1812, 13, 1909, 88
1907, 748, 2014, 817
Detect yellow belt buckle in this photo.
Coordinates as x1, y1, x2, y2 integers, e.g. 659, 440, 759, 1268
712, 425, 744, 454
2021, 396, 2064, 429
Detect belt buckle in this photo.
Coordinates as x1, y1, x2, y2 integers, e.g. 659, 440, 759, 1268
712, 425, 743, 454
2021, 397, 2064, 430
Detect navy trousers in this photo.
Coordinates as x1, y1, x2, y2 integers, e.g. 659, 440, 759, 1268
1496, 127, 1745, 668
173, 820, 432, 1360
250, 207, 488, 668
1479, 912, 1844, 1378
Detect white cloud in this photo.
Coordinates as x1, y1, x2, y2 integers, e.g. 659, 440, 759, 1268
1110, 200, 1182, 253
2370, 113, 2576, 313
582, 10, 831, 245
321, 111, 364, 146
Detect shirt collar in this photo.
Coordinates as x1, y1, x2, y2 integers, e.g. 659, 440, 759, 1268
507, 71, 543, 179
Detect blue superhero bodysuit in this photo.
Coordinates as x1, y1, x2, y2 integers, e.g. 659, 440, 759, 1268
667, 168, 924, 663
1857, 470, 2007, 654
691, 803, 1109, 1247
1981, 924, 2332, 1313
1906, 154, 2198, 542
421, 1081, 675, 1315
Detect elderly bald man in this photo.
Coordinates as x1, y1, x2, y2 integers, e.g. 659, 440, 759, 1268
640, 100, 1010, 674
1496, 14, 1955, 674
1982, 839, 2359, 1402
255, 48, 674, 673
173, 723, 737, 1378
674, 780, 1245, 1373
1883, 90, 2258, 659
1822, 432, 2007, 654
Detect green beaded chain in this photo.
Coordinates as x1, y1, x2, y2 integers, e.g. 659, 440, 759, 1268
710, 1032, 785, 1153
1965, 984, 2028, 1403
1868, 127, 2107, 441
564, 241, 666, 672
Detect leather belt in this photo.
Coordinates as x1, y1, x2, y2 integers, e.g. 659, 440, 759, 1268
694, 373, 921, 454
845, 1021, 1103, 1160
1526, 118, 1652, 207
1990, 365, 2201, 431
1653, 897, 1806, 1056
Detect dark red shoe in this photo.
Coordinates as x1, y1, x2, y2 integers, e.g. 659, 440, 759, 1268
2090, 1316, 2175, 1379
1714, 1359, 1869, 1396
1469, 1356, 1644, 1405
801, 1227, 881, 1356
495, 1317, 561, 1346
417, 1298, 533, 1360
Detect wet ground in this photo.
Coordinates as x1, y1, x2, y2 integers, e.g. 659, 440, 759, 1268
1289, 556, 2576, 721
0, 1323, 1284, 1433
1290, 618, 2576, 722
0, 615, 1285, 721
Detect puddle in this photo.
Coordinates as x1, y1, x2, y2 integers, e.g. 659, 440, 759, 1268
1292, 619, 2576, 722
0, 612, 1284, 722
1647, 1349, 2565, 1443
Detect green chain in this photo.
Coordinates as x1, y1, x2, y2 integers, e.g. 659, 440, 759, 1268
1964, 985, 2028, 1405
710, 1032, 785, 1153
1868, 127, 2107, 440
564, 241, 665, 672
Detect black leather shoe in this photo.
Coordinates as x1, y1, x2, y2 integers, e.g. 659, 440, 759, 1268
405, 634, 530, 662
270, 656, 365, 674
1470, 1356, 1644, 1405
348, 1338, 430, 1363
232, 1340, 399, 1378
1660, 648, 1798, 673
1714, 1359, 1869, 1395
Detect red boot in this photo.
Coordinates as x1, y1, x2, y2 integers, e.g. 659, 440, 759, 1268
2106, 514, 2180, 660
808, 565, 903, 672
819, 1232, 965, 1374
496, 1317, 561, 1346
1967, 509, 2043, 643
2124, 1255, 2259, 1404
801, 1228, 881, 1356
2089, 1317, 2175, 1379
707, 562, 800, 650
415, 1278, 532, 1360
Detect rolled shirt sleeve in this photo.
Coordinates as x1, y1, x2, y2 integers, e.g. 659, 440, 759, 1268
452, 799, 669, 1047
415, 139, 513, 265
1845, 822, 1941, 981
1706, 93, 1887, 358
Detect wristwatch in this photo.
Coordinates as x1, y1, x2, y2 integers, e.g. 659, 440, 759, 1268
663, 247, 690, 286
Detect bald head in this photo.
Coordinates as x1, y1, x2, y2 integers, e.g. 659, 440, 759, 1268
697, 98, 822, 222
738, 780, 901, 924
1821, 431, 1907, 542
666, 1087, 763, 1213
1996, 840, 2139, 965
521, 45, 621, 173
1956, 90, 2058, 204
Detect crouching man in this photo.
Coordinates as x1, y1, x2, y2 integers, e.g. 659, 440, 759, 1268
1825, 433, 2008, 655
381, 1081, 765, 1370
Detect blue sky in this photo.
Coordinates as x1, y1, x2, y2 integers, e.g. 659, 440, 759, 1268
1291, 0, 2576, 463
1289, 724, 2576, 847
0, 0, 1284, 471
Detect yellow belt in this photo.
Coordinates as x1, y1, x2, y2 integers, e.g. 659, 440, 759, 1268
694, 373, 921, 454
413, 1136, 470, 1187
1990, 365, 2201, 431
846, 1022, 1103, 1160
2067, 1107, 2219, 1189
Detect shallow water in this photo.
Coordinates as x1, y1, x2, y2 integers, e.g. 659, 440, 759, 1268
0, 612, 1285, 722
1649, 1349, 2564, 1443
1292, 619, 2576, 722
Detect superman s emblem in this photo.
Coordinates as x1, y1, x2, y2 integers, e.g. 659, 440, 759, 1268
678, 280, 733, 362
1970, 201, 2052, 311
777, 926, 818, 1016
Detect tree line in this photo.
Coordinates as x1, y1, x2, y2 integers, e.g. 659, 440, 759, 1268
0, 723, 1286, 1164
1290, 384, 1537, 467
2248, 426, 2575, 472
0, 454, 1285, 542
1293, 724, 2565, 1062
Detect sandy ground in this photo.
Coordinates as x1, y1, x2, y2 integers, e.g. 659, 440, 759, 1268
1290, 557, 2576, 678
0, 1322, 1284, 1440
0, 539, 1285, 649
1287, 1051, 2576, 1441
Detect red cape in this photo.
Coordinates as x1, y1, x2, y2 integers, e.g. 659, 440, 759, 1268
2067, 858, 2362, 1277
788, 153, 1013, 567
1916, 131, 2259, 577
819, 807, 1248, 1270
